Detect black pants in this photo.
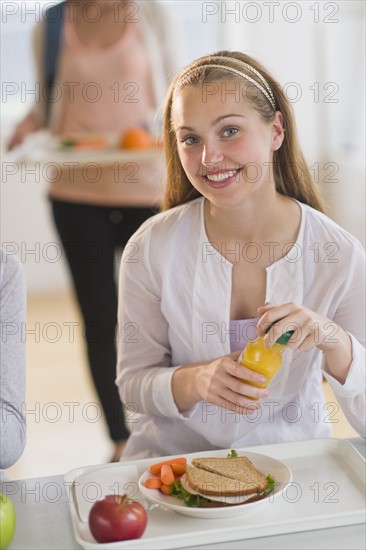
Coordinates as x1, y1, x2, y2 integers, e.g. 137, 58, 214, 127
51, 199, 156, 442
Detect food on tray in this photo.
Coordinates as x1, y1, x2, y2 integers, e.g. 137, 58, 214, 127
144, 452, 275, 508
59, 134, 109, 150
88, 494, 147, 543
144, 457, 187, 495
188, 456, 268, 494
148, 456, 187, 475
119, 127, 153, 150
179, 456, 273, 506
57, 128, 163, 152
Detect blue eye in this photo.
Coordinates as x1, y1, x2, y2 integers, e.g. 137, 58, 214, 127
182, 136, 198, 145
222, 127, 238, 137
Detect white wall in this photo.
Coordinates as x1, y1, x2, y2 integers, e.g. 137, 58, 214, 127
1, 166, 71, 292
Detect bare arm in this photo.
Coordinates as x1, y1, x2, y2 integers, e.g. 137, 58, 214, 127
7, 112, 43, 151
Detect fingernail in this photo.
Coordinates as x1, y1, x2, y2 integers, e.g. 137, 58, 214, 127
259, 377, 266, 384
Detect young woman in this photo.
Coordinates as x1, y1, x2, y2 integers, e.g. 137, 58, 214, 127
116, 51, 365, 459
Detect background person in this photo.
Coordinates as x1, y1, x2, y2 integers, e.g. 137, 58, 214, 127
7, 0, 183, 462
116, 51, 366, 459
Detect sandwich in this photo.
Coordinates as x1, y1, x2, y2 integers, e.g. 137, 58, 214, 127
171, 454, 275, 507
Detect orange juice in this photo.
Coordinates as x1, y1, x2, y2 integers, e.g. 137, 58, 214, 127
238, 329, 293, 396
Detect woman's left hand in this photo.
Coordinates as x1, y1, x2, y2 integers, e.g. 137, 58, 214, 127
256, 302, 352, 383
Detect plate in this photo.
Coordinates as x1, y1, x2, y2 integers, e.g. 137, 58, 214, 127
138, 451, 292, 519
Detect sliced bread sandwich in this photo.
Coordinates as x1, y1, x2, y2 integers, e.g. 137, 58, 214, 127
178, 456, 269, 504
190, 456, 267, 494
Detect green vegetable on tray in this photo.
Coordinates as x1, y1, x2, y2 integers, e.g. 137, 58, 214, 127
60, 139, 76, 148
227, 449, 238, 458
170, 480, 215, 507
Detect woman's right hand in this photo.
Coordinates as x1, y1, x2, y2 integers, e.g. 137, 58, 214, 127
7, 113, 42, 151
172, 351, 270, 415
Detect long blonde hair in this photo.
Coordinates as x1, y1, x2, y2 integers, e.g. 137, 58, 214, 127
162, 51, 325, 213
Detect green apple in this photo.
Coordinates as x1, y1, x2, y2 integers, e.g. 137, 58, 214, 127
0, 493, 16, 549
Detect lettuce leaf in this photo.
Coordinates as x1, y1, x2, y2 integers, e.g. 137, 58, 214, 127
265, 474, 275, 495
226, 449, 238, 458
170, 480, 215, 507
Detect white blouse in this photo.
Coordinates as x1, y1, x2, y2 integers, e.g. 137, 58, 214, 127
116, 197, 365, 459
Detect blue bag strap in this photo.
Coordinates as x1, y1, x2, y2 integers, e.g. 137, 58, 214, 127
43, 1, 66, 123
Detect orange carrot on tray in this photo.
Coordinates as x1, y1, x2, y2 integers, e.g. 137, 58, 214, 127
144, 477, 162, 489
160, 464, 175, 486
145, 457, 187, 495
149, 457, 187, 476
60, 135, 108, 150
160, 484, 173, 495
171, 463, 186, 476
74, 138, 108, 150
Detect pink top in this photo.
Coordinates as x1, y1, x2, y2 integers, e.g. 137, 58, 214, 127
229, 318, 260, 352
48, 13, 164, 207
54, 16, 155, 135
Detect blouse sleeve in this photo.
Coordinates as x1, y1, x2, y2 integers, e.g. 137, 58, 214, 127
0, 251, 27, 470
116, 229, 190, 420
321, 240, 366, 438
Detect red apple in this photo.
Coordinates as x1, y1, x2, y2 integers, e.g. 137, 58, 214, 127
88, 494, 147, 543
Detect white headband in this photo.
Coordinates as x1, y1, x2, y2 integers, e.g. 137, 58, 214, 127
175, 56, 276, 111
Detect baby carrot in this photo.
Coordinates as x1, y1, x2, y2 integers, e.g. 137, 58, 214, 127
160, 464, 175, 486
160, 483, 173, 495
144, 477, 162, 489
171, 463, 186, 476
74, 137, 108, 150
149, 457, 187, 475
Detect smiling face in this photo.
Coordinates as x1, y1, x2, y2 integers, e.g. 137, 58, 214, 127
172, 81, 284, 209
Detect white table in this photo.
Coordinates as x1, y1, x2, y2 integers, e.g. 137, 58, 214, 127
2, 438, 365, 550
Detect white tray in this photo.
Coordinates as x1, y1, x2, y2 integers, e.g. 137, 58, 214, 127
5, 130, 163, 166
63, 438, 365, 550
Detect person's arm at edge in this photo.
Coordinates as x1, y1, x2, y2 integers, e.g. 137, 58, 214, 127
321, 241, 366, 438
0, 252, 27, 470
